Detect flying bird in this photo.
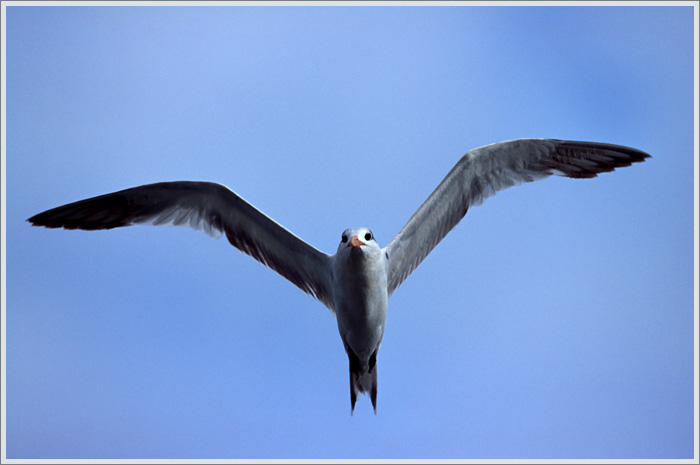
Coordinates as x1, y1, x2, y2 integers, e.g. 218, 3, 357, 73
28, 138, 649, 414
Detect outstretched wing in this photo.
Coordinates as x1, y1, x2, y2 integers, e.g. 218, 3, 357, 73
28, 181, 335, 310
383, 139, 650, 296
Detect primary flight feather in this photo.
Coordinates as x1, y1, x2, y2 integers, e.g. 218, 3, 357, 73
28, 138, 650, 414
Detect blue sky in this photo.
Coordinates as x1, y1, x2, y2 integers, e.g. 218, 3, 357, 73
3, 4, 696, 460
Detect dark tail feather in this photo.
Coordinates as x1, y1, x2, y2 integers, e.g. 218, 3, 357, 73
348, 347, 378, 415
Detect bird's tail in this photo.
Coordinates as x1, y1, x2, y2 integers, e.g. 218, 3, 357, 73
347, 347, 378, 415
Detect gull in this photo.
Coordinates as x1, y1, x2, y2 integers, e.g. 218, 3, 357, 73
28, 138, 649, 414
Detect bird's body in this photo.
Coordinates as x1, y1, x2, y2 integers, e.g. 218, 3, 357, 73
333, 228, 388, 411
28, 138, 650, 414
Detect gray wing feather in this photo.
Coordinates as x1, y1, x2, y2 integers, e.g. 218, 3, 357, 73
28, 181, 335, 311
383, 138, 650, 296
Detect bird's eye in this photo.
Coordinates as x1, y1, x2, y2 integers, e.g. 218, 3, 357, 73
364, 232, 372, 241
341, 234, 348, 243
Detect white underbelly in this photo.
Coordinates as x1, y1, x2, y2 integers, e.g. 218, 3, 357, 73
334, 277, 388, 361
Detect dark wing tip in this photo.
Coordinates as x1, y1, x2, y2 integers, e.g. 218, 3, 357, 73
27, 193, 140, 231
546, 140, 650, 179
27, 212, 124, 230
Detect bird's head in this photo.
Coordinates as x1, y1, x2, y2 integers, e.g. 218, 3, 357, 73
336, 227, 379, 258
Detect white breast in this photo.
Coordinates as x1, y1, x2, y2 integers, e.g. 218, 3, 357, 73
332, 245, 388, 362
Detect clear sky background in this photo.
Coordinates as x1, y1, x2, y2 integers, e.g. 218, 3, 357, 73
4, 4, 696, 460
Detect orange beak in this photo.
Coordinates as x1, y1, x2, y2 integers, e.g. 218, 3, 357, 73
348, 235, 366, 249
